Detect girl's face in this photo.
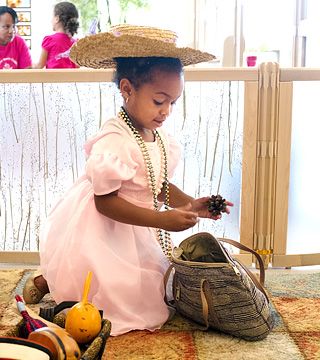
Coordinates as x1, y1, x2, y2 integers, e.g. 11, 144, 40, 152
0, 13, 16, 46
122, 70, 184, 132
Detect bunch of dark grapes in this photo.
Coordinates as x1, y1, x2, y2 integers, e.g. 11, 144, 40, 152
207, 194, 227, 216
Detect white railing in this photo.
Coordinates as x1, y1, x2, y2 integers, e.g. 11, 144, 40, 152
0, 65, 319, 267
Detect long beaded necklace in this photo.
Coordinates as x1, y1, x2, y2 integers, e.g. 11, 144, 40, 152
119, 107, 172, 258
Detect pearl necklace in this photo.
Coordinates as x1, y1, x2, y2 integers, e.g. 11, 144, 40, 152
119, 107, 172, 258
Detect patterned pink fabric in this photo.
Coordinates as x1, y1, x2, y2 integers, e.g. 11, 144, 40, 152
42, 32, 77, 69
0, 35, 31, 69
40, 116, 181, 336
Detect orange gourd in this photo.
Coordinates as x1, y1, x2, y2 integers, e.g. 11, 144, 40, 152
65, 271, 101, 344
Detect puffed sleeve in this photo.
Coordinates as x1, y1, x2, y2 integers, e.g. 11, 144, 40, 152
41, 35, 52, 51
167, 133, 181, 179
85, 131, 139, 195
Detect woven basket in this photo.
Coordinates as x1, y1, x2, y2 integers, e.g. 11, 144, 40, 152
165, 232, 274, 341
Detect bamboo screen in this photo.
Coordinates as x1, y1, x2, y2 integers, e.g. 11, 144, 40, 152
0, 81, 243, 251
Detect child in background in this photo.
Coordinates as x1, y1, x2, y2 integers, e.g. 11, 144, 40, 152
0, 6, 31, 69
33, 1, 79, 69
23, 25, 233, 336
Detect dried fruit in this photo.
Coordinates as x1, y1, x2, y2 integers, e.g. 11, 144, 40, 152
207, 194, 227, 216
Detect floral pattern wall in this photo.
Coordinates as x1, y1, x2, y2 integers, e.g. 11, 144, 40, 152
0, 81, 243, 251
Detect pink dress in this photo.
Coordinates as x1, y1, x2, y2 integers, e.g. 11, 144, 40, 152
40, 116, 180, 336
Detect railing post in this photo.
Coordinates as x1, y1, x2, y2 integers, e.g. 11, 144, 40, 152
240, 81, 259, 250
253, 62, 280, 268
272, 81, 293, 264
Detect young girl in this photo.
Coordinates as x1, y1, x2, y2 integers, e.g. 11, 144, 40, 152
33, 2, 79, 69
23, 25, 233, 336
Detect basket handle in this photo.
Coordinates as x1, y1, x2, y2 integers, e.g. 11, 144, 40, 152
218, 238, 270, 300
200, 279, 209, 329
164, 266, 218, 331
164, 270, 211, 330
163, 264, 175, 307
218, 238, 266, 285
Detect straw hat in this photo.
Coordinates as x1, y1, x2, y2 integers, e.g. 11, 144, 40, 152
69, 24, 216, 68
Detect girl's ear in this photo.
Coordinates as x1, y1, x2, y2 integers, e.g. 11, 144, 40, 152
52, 15, 59, 29
119, 78, 133, 99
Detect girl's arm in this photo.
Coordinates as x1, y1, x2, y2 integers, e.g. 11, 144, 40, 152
94, 191, 198, 232
32, 49, 48, 69
158, 183, 194, 208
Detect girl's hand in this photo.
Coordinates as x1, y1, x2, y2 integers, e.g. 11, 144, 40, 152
159, 203, 199, 231
191, 197, 234, 220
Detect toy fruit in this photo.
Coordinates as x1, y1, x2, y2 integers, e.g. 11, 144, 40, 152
65, 271, 101, 344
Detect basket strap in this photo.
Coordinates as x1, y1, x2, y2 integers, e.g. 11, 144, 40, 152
163, 265, 211, 330
200, 279, 209, 329
218, 238, 270, 300
163, 264, 175, 307
200, 279, 223, 330
218, 238, 266, 285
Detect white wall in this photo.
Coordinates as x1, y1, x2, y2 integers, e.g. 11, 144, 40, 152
29, 0, 55, 61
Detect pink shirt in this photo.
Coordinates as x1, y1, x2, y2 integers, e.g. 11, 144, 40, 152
42, 32, 78, 69
0, 35, 32, 69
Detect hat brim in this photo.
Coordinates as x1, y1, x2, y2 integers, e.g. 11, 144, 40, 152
70, 32, 216, 68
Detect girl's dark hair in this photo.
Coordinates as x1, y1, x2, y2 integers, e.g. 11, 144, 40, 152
113, 57, 183, 89
54, 1, 79, 37
0, 6, 18, 23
